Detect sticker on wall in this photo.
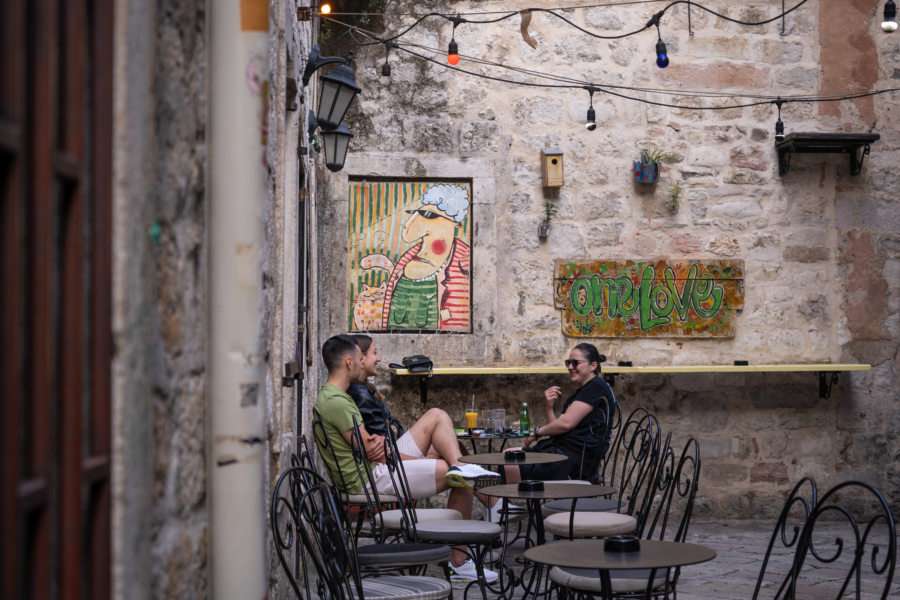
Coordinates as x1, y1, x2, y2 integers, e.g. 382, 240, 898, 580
554, 259, 744, 337
348, 181, 472, 333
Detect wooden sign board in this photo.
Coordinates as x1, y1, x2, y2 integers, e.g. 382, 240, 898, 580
554, 259, 744, 338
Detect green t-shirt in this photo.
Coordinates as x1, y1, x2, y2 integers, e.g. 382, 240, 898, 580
314, 383, 369, 494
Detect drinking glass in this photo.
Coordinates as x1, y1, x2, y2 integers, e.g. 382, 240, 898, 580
492, 409, 506, 434
465, 409, 478, 431
481, 409, 495, 434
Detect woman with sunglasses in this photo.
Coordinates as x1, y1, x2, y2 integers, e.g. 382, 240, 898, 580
510, 343, 617, 482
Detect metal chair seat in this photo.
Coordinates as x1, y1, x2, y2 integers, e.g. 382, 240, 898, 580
543, 510, 637, 538
357, 575, 452, 600
541, 496, 623, 516
549, 566, 667, 593
379, 507, 462, 530
413, 519, 502, 545
357, 542, 453, 569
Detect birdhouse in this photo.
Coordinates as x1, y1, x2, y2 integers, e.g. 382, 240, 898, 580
541, 145, 564, 188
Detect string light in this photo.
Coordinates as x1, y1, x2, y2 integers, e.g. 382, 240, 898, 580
447, 39, 460, 65
320, 3, 332, 15
883, 1, 898, 32
774, 99, 785, 142
655, 38, 669, 68
585, 86, 597, 131
447, 16, 463, 65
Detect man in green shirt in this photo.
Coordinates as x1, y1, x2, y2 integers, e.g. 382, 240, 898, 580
313, 334, 499, 582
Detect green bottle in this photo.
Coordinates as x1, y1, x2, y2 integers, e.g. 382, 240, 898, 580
520, 402, 530, 435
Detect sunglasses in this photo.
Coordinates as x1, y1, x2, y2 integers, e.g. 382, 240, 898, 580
564, 359, 588, 368
405, 208, 457, 224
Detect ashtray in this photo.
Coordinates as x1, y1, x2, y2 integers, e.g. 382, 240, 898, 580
518, 480, 544, 492
504, 449, 526, 461
604, 535, 640, 553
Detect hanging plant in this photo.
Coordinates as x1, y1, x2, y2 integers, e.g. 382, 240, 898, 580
666, 179, 684, 212
539, 202, 557, 240
634, 147, 675, 184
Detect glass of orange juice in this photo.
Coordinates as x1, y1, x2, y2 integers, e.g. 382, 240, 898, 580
465, 409, 478, 431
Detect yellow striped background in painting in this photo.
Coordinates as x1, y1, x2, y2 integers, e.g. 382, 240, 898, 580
347, 181, 471, 329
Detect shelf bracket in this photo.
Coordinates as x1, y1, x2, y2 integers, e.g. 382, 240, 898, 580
849, 143, 872, 176
818, 371, 839, 399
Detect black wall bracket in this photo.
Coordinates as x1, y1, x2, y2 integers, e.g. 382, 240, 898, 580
777, 132, 880, 176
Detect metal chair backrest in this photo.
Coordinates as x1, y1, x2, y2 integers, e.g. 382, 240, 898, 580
598, 407, 663, 517
793, 480, 896, 599
753, 477, 818, 600
271, 465, 363, 600
640, 435, 701, 543
588, 397, 621, 483
378, 420, 421, 542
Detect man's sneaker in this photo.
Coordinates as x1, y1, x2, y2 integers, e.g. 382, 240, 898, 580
445, 464, 500, 489
447, 558, 500, 583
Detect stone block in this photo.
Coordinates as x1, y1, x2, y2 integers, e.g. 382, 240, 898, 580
729, 146, 768, 171
757, 39, 805, 64
683, 37, 749, 60
750, 462, 789, 483
655, 62, 770, 89
697, 436, 733, 459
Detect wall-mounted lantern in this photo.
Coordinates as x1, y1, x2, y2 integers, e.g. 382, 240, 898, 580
308, 111, 353, 172
541, 144, 564, 188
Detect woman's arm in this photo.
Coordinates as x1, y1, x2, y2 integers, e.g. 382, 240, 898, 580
524, 400, 594, 447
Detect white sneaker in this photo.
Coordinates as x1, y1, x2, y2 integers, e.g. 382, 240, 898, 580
448, 558, 500, 583
445, 464, 499, 489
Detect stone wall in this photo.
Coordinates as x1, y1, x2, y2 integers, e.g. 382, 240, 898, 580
316, 0, 900, 519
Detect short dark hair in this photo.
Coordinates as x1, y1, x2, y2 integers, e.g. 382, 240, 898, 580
351, 334, 373, 354
322, 334, 359, 372
573, 343, 607, 374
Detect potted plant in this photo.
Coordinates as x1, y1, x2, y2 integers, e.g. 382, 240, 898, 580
633, 147, 675, 184
539, 202, 557, 240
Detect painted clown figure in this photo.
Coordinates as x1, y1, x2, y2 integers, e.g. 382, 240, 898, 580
382, 184, 471, 332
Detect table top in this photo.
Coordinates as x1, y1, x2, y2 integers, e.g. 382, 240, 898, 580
524, 539, 716, 570
459, 451, 568, 466
480, 482, 615, 500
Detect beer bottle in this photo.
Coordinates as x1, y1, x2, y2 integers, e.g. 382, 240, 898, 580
520, 403, 530, 435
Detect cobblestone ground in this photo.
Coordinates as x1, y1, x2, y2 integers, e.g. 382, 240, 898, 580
426, 519, 900, 600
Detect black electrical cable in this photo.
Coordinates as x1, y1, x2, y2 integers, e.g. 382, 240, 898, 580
320, 15, 900, 113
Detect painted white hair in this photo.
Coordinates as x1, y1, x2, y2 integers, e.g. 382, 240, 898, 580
421, 184, 469, 223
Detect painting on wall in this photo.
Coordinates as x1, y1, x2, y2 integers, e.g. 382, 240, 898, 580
554, 259, 744, 337
348, 180, 472, 333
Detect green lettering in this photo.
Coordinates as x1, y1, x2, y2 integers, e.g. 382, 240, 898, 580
590, 275, 605, 317
570, 277, 592, 316
692, 273, 723, 318
639, 265, 669, 330
665, 264, 695, 321
616, 276, 638, 316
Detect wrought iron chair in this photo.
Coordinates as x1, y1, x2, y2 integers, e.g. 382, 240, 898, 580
313, 410, 454, 575
542, 410, 664, 537
752, 476, 818, 599
271, 465, 452, 600
378, 422, 509, 599
547, 436, 702, 599
754, 478, 896, 599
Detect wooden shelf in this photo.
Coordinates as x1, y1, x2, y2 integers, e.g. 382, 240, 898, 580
389, 363, 871, 401
776, 132, 879, 176
388, 364, 870, 376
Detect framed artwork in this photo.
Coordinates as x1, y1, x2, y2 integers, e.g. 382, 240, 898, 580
348, 180, 472, 333
554, 259, 744, 337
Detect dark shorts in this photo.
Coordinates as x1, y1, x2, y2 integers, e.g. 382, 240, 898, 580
520, 441, 581, 481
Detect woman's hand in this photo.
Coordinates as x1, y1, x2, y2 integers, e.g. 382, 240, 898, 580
544, 386, 562, 404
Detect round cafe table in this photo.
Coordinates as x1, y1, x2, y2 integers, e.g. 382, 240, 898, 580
524, 539, 716, 600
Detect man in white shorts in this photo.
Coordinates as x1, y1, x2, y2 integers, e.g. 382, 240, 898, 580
314, 334, 499, 582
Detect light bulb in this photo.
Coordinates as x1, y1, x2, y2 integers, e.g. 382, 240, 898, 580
775, 118, 784, 142
585, 106, 597, 131
655, 39, 669, 69
883, 0, 898, 32
320, 3, 332, 15
381, 62, 391, 76
447, 39, 460, 65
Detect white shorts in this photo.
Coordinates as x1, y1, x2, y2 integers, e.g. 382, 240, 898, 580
370, 431, 438, 499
